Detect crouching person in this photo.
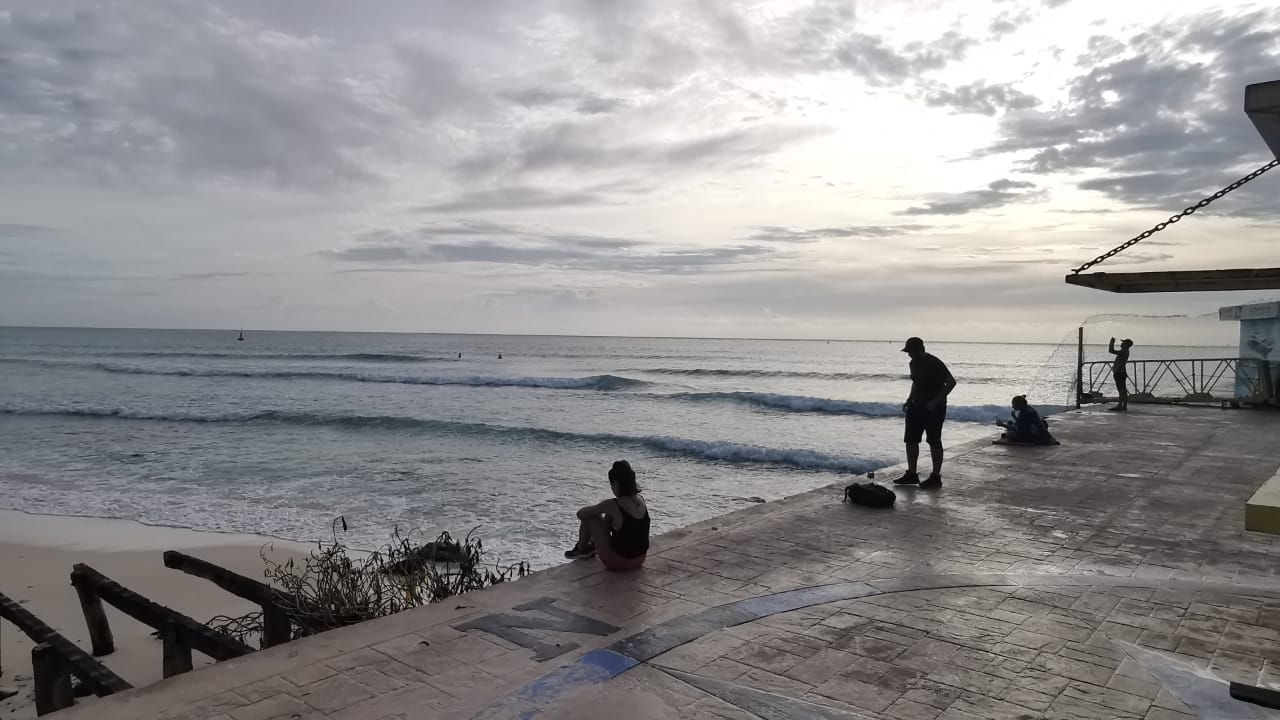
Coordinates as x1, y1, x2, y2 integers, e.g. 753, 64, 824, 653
998, 395, 1057, 445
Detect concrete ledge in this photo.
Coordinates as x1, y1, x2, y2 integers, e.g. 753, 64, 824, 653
1246, 468, 1280, 534
1246, 79, 1280, 159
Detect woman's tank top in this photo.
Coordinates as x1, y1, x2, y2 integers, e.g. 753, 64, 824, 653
610, 498, 650, 559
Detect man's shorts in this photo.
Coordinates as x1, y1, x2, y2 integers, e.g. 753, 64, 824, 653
905, 406, 946, 445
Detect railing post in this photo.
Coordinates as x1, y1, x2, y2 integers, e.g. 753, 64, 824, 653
1264, 360, 1276, 403
32, 643, 74, 715
261, 604, 292, 648
70, 571, 115, 656
1076, 327, 1084, 408
161, 622, 193, 678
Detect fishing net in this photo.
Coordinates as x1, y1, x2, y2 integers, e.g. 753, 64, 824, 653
1036, 298, 1280, 408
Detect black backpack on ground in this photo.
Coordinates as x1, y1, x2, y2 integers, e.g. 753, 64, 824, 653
843, 482, 896, 508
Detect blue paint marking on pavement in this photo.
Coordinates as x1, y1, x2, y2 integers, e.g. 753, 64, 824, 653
578, 647, 641, 677
735, 582, 879, 616
607, 604, 758, 662
470, 582, 889, 719
472, 574, 1280, 719
471, 649, 638, 720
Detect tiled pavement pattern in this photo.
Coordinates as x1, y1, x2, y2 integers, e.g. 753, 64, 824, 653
58, 406, 1280, 720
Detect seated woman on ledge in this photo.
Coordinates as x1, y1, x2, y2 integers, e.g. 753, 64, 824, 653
997, 395, 1058, 445
564, 460, 650, 571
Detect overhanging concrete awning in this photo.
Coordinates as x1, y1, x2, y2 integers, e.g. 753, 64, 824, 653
1247, 80, 1280, 160
1065, 268, 1280, 293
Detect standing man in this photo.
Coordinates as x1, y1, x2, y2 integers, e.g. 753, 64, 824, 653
1108, 338, 1133, 411
894, 337, 956, 489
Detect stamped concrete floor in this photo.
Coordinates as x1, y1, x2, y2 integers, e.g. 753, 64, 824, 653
56, 406, 1280, 720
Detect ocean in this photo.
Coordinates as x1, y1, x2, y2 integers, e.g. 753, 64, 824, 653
0, 327, 1080, 567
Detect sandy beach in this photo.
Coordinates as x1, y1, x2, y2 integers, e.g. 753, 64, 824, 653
1, 510, 310, 719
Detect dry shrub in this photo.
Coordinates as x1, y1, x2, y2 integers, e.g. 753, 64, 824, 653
209, 527, 528, 647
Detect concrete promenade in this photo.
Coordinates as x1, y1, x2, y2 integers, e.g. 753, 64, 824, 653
58, 406, 1280, 720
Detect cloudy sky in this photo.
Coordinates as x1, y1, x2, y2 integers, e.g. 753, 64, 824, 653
1, 0, 1278, 342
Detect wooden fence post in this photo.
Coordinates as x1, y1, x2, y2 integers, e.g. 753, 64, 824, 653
70, 564, 252, 661
1076, 326, 1085, 408
261, 605, 292, 648
32, 643, 74, 715
161, 622, 193, 678
70, 573, 115, 656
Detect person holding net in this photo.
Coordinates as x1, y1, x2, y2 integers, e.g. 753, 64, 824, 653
1108, 337, 1133, 411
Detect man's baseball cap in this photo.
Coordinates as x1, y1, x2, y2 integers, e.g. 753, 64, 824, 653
902, 337, 925, 352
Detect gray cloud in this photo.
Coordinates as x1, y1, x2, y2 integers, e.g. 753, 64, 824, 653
989, 10, 1033, 38
416, 187, 610, 213
0, 4, 402, 189
0, 224, 55, 238
924, 81, 1040, 116
555, 0, 978, 92
0, 1, 981, 199
747, 225, 933, 243
899, 179, 1045, 216
322, 221, 779, 274
169, 271, 272, 281
323, 245, 417, 262
396, 46, 475, 119
470, 287, 601, 309
832, 31, 975, 87
326, 239, 775, 274
978, 9, 1280, 213
499, 87, 627, 115
455, 122, 828, 180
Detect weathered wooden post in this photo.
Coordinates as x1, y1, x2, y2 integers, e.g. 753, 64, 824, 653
161, 622, 193, 678
70, 568, 115, 656
32, 643, 74, 715
261, 605, 292, 648
163, 550, 305, 648
1076, 326, 1085, 408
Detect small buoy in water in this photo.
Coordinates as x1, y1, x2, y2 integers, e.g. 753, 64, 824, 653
497, 353, 503, 359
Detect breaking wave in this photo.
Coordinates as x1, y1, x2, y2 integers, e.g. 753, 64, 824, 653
0, 406, 885, 473
631, 367, 1005, 383
1, 358, 645, 391
632, 367, 906, 381
671, 391, 1065, 422
3, 352, 449, 363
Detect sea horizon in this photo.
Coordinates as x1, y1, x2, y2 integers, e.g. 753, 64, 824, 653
0, 323, 1235, 348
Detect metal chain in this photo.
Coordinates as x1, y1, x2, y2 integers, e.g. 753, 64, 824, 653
1071, 158, 1280, 274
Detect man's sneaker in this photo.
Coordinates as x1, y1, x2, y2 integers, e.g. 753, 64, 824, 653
564, 544, 595, 560
893, 472, 920, 485
919, 474, 942, 490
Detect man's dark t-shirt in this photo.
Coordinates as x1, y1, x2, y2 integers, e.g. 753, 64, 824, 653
908, 353, 954, 409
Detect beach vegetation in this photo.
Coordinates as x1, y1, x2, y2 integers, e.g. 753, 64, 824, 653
207, 527, 529, 647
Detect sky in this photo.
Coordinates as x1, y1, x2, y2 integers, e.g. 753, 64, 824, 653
1, 0, 1278, 342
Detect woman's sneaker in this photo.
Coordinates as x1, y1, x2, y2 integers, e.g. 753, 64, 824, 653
919, 474, 942, 490
893, 471, 920, 485
564, 543, 596, 560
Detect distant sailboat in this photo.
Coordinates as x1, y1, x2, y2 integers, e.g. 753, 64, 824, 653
237, 329, 244, 342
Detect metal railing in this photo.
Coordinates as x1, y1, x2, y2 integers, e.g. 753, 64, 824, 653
1077, 357, 1276, 406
